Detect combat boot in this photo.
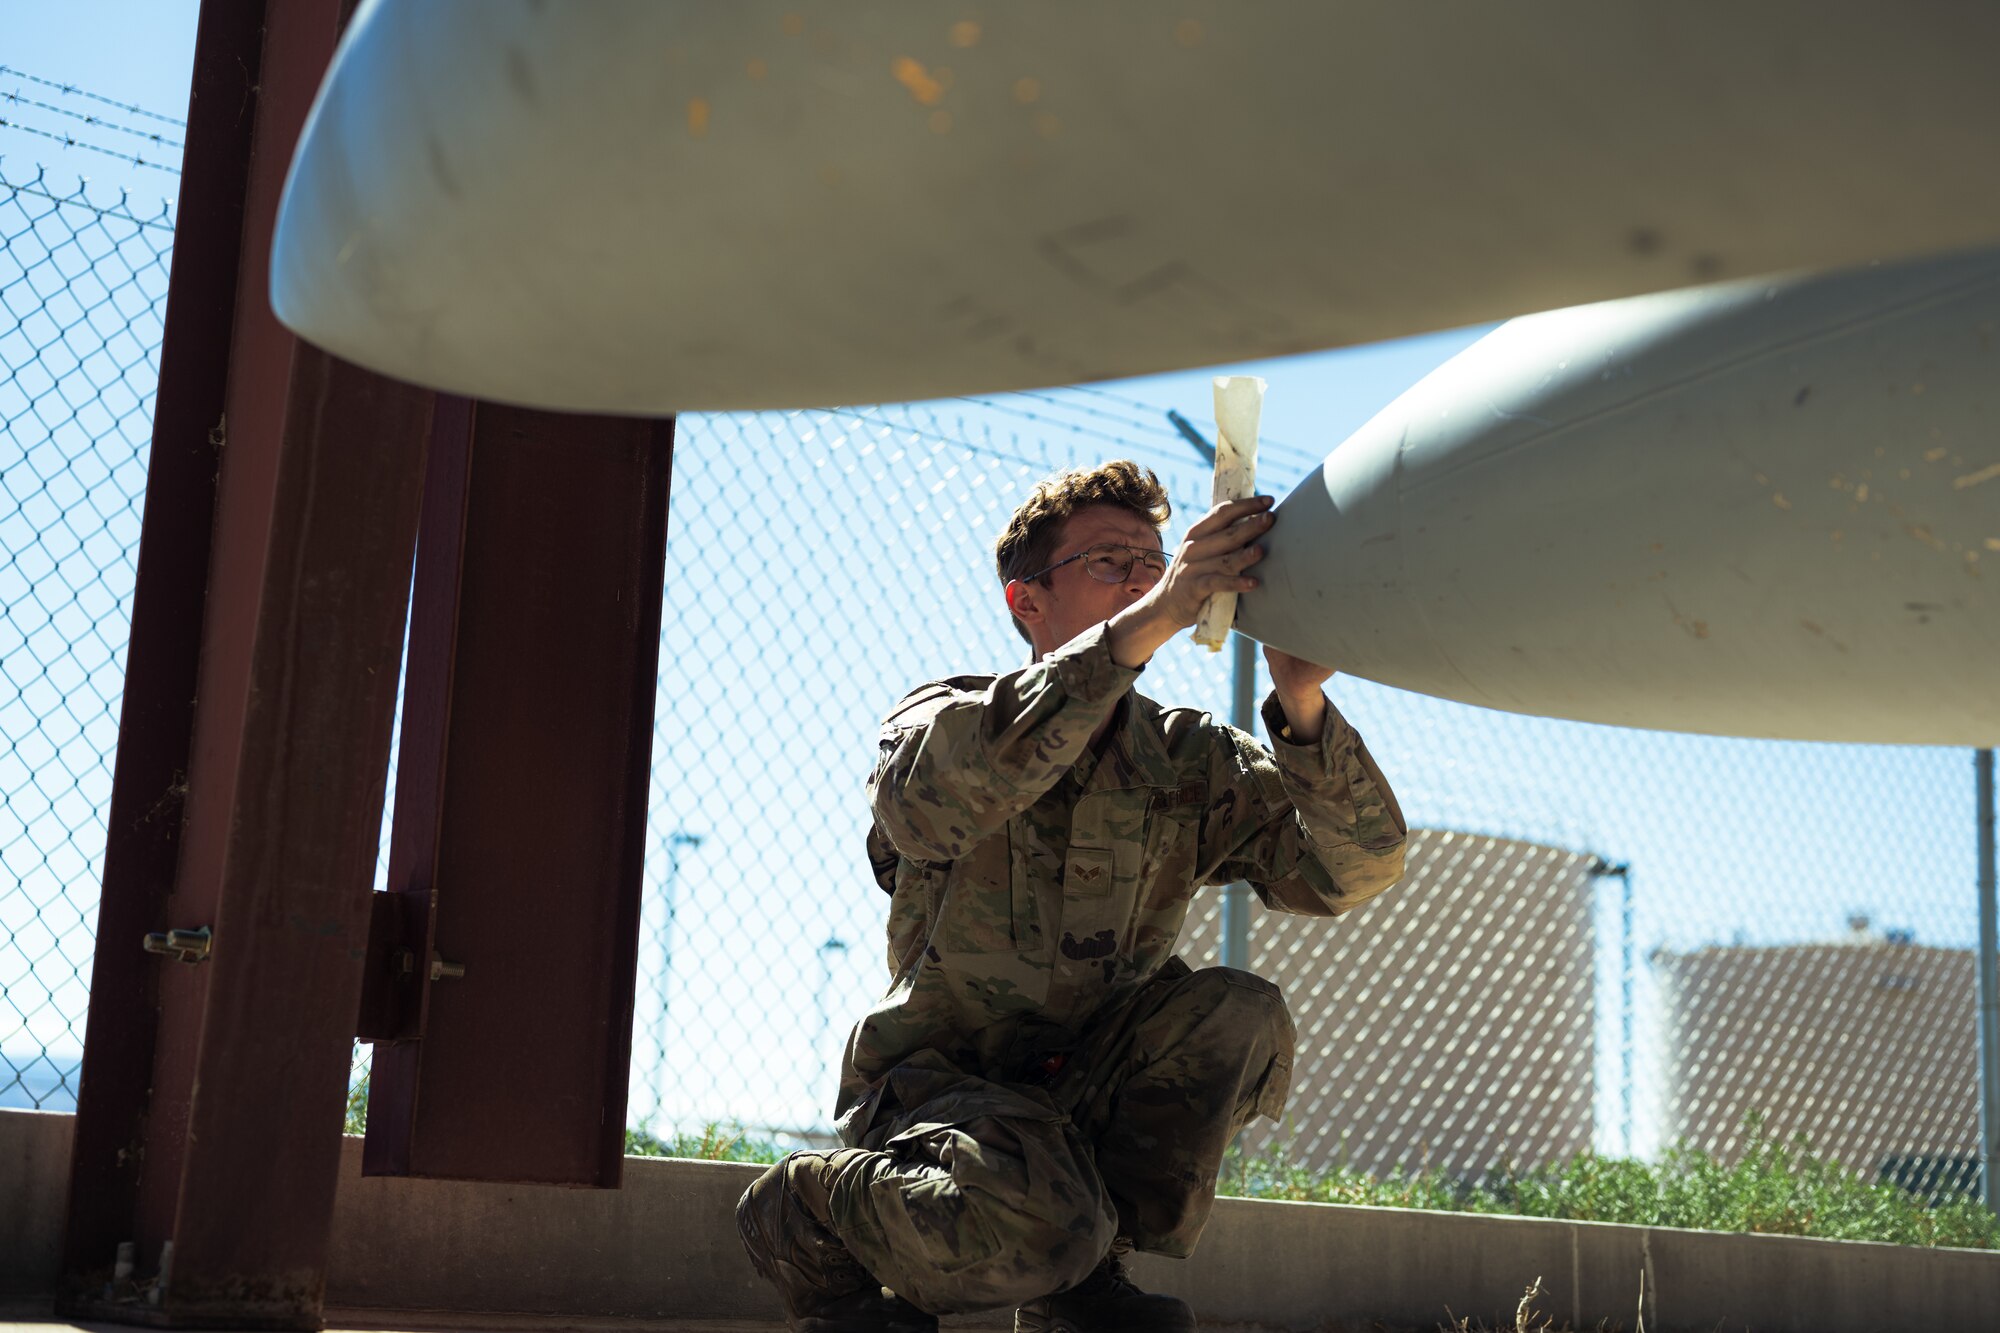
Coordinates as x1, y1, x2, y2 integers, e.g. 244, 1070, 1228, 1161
1014, 1239, 1197, 1332
736, 1149, 937, 1332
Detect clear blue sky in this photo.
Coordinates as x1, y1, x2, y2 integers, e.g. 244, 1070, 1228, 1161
1, 1, 197, 196
1, 4, 1984, 1159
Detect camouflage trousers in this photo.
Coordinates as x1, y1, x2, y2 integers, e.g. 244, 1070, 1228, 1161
812, 960, 1294, 1316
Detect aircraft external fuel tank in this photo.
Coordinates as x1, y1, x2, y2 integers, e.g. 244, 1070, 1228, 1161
270, 2, 2000, 413
1237, 250, 2000, 746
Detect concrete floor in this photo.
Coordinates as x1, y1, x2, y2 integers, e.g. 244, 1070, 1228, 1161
0, 1304, 1256, 1320
0, 1302, 1036, 1333
0, 1307, 1290, 1333
0, 1304, 780, 1333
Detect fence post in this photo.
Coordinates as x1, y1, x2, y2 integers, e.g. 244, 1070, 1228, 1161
1588, 858, 1635, 1157
1222, 631, 1256, 972
1976, 747, 1997, 1212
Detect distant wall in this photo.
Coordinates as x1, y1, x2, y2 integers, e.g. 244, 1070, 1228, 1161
1657, 939, 1978, 1180
1179, 829, 1598, 1178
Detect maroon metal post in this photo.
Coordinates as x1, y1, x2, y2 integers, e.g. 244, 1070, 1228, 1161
359, 401, 674, 1186
58, 0, 435, 1324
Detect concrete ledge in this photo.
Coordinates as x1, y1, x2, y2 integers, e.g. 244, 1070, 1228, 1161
7, 1109, 1998, 1332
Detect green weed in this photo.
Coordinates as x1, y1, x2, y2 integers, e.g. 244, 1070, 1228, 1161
1219, 1115, 1997, 1250
344, 1071, 368, 1136
624, 1119, 784, 1164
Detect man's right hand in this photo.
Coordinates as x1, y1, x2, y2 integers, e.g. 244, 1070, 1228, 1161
1107, 494, 1275, 669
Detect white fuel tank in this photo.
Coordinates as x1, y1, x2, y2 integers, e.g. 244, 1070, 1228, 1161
271, 1, 2000, 413
1237, 250, 2000, 745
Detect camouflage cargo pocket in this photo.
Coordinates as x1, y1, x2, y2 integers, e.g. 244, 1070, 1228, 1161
939, 828, 1024, 953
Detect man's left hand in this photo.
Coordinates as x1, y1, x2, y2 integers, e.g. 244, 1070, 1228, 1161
1264, 646, 1334, 742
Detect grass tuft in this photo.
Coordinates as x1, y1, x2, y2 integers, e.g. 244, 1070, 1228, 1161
624, 1119, 784, 1163
1218, 1114, 1997, 1251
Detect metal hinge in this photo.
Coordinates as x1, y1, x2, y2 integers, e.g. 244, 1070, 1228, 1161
142, 926, 211, 964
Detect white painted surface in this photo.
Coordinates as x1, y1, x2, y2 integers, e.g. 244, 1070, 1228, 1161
271, 2, 2000, 412
1238, 249, 2000, 744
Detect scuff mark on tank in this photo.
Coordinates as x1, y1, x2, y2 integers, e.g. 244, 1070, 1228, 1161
425, 135, 461, 200
1799, 619, 1850, 653
1952, 461, 2000, 490
1663, 595, 1710, 641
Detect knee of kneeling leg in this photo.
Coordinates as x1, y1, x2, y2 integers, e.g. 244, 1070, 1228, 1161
1192, 966, 1294, 1044
1190, 964, 1285, 1012
953, 1206, 1113, 1308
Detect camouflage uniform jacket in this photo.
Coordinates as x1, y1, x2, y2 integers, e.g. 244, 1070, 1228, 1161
837, 620, 1407, 1141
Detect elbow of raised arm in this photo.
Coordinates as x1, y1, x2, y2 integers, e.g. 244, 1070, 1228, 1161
1341, 839, 1407, 910
869, 800, 949, 865
1288, 837, 1407, 917
867, 766, 969, 864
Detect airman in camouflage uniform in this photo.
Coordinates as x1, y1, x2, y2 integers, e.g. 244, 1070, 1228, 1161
740, 463, 1406, 1332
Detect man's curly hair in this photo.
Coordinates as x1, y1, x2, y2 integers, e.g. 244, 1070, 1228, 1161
995, 460, 1172, 643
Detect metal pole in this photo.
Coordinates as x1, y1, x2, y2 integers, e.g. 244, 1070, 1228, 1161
815, 937, 850, 1132
1621, 868, 1636, 1158
651, 832, 702, 1096
1975, 747, 1997, 1212
1590, 859, 1634, 1157
1221, 631, 1257, 972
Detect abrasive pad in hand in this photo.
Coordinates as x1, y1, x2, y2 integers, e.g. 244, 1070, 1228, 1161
1193, 376, 1264, 651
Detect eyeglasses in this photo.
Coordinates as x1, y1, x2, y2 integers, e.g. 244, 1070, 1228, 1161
1021, 542, 1169, 587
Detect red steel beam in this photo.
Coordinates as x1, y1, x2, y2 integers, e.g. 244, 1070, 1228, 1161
352, 396, 477, 1052
60, 0, 435, 1324
362, 402, 674, 1186
57, 0, 269, 1289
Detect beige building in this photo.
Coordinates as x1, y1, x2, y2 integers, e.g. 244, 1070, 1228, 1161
1655, 923, 1979, 1184
1179, 828, 1599, 1180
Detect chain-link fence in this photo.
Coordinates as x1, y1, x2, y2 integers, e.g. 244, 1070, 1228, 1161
2, 160, 1990, 1203
1, 165, 169, 1112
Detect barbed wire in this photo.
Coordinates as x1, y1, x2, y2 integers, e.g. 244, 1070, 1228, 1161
1, 88, 186, 151
0, 117, 182, 175
947, 390, 1309, 485
0, 65, 188, 128
1057, 380, 1328, 471
774, 406, 1073, 479
1000, 378, 1328, 472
